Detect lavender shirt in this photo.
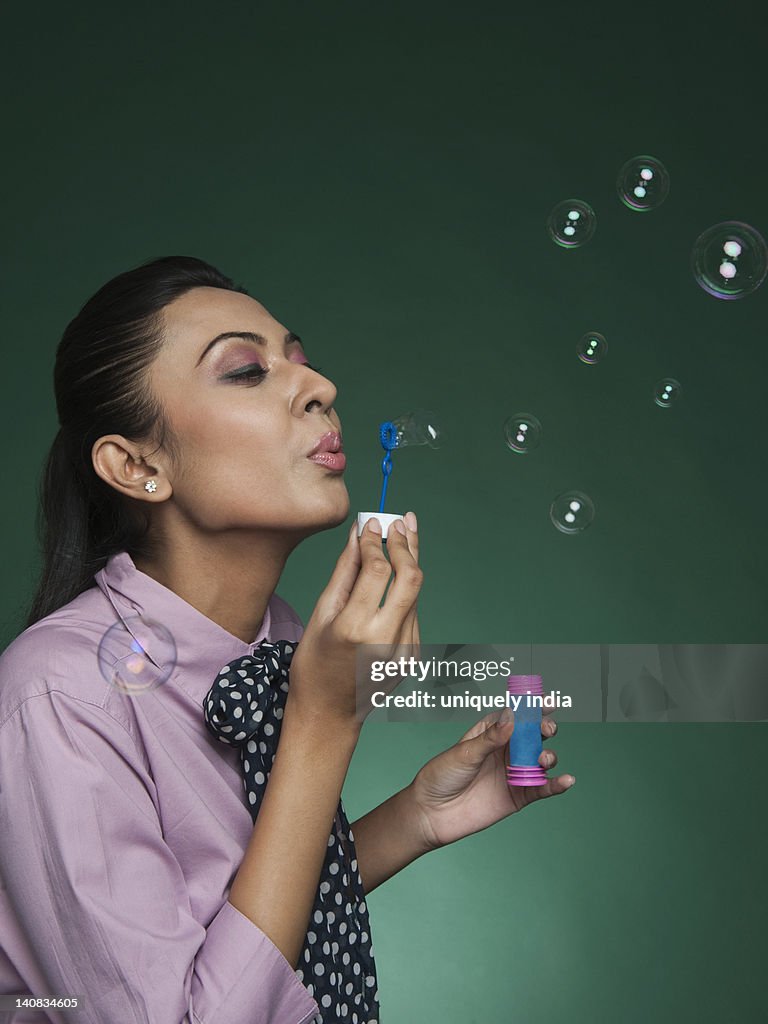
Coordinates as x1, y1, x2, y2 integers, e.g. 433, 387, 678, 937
0, 550, 321, 1024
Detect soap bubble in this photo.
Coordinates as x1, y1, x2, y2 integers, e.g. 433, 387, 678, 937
97, 615, 177, 694
653, 378, 682, 408
692, 221, 768, 299
616, 155, 670, 212
503, 412, 542, 454
619, 666, 677, 721
380, 409, 442, 450
546, 199, 596, 248
577, 331, 608, 364
658, 644, 768, 721
550, 491, 595, 534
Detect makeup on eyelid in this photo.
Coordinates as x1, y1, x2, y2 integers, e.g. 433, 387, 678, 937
219, 353, 323, 382
210, 334, 307, 367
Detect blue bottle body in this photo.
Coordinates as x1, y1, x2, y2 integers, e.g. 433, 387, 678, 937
508, 697, 543, 767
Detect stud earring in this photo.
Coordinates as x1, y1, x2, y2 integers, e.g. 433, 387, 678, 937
144, 480, 157, 493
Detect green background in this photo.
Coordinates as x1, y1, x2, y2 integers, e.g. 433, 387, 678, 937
2, 1, 766, 1020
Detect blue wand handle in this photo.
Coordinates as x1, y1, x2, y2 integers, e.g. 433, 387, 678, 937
378, 421, 397, 514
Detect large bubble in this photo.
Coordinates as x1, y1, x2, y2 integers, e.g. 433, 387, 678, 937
381, 409, 442, 449
619, 666, 677, 721
692, 221, 768, 299
97, 615, 177, 695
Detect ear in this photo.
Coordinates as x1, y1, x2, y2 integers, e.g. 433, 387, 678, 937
91, 435, 167, 499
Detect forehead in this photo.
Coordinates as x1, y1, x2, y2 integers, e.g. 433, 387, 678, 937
159, 286, 279, 350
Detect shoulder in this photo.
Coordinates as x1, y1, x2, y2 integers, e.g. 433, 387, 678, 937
268, 591, 305, 643
0, 585, 134, 737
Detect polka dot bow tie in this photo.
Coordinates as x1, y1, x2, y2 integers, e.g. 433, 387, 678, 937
202, 638, 381, 1023
202, 638, 296, 816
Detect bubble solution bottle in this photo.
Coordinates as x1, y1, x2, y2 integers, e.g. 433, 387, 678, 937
506, 674, 548, 787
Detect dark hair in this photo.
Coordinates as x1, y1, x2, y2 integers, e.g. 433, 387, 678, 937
24, 255, 250, 629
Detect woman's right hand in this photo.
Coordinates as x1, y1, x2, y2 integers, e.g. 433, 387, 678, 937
287, 516, 422, 733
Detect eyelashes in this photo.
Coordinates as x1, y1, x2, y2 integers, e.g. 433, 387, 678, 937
224, 362, 325, 385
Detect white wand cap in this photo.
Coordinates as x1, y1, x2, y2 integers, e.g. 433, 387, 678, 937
357, 512, 404, 540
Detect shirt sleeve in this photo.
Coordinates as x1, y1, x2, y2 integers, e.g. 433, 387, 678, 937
0, 691, 320, 1024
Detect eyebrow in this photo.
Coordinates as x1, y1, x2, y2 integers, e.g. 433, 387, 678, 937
196, 330, 303, 366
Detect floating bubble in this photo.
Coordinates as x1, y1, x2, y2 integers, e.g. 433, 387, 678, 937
503, 412, 542, 454
691, 221, 768, 299
616, 155, 670, 212
577, 331, 608, 364
546, 199, 596, 248
380, 409, 442, 450
653, 378, 682, 408
550, 491, 595, 534
97, 615, 177, 694
658, 644, 768, 721
619, 666, 677, 721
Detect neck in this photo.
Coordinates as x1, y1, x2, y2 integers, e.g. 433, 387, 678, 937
131, 528, 303, 645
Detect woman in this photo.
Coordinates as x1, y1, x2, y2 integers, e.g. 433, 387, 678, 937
0, 255, 573, 1024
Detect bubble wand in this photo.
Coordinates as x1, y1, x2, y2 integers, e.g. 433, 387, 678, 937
357, 409, 442, 540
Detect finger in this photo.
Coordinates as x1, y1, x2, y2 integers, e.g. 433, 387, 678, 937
399, 602, 420, 656
458, 709, 515, 747
398, 512, 420, 649
313, 520, 363, 621
541, 716, 558, 739
411, 610, 421, 661
343, 517, 397, 620
539, 748, 558, 770
399, 596, 419, 652
376, 519, 423, 636
401, 511, 419, 564
457, 710, 504, 742
517, 774, 575, 800
457, 713, 515, 768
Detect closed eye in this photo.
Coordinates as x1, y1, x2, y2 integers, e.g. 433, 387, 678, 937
224, 362, 324, 385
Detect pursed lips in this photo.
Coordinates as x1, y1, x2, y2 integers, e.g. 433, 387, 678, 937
307, 430, 343, 457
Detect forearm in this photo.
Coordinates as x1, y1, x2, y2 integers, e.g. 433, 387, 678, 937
228, 700, 359, 969
350, 782, 430, 894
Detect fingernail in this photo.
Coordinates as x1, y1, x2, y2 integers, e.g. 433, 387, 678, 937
404, 511, 418, 532
392, 519, 406, 536
566, 776, 575, 787
367, 517, 382, 534
500, 707, 513, 724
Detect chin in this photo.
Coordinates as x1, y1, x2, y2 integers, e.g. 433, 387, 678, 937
323, 497, 351, 529
321, 483, 350, 517
296, 494, 350, 534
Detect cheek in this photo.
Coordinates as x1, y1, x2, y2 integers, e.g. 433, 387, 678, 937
181, 398, 279, 451
200, 404, 316, 491
174, 450, 296, 529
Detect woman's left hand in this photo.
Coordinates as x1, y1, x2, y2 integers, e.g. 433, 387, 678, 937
408, 711, 576, 853
394, 515, 574, 853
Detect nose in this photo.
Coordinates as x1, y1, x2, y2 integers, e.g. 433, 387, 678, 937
294, 363, 338, 418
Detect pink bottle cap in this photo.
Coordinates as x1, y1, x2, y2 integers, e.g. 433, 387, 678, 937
507, 765, 548, 786
507, 674, 543, 696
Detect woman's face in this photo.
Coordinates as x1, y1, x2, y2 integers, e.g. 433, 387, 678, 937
144, 286, 349, 537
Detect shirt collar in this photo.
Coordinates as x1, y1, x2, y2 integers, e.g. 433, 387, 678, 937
94, 550, 273, 706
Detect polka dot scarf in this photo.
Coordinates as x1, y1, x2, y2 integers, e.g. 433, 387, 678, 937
203, 638, 380, 1024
